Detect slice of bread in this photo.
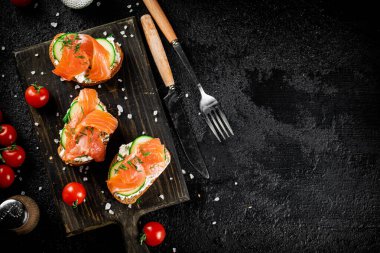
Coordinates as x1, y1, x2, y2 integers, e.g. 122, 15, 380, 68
49, 33, 124, 86
108, 144, 171, 205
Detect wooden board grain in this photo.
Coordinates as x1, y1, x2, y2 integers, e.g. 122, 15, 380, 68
14, 17, 189, 253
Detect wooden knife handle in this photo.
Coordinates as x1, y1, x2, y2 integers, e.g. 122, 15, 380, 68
141, 14, 175, 87
142, 0, 178, 44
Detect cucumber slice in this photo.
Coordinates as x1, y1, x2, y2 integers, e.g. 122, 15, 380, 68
96, 103, 105, 111
108, 161, 146, 196
96, 38, 116, 67
60, 127, 68, 149
68, 101, 83, 121
53, 33, 78, 61
129, 135, 154, 154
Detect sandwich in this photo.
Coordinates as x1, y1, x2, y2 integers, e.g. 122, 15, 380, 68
107, 136, 171, 204
58, 88, 118, 166
49, 33, 124, 86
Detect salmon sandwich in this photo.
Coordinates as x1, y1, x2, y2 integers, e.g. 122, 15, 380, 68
58, 88, 118, 166
49, 33, 123, 86
107, 136, 171, 204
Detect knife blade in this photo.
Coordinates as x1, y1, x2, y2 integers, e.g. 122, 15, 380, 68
141, 14, 210, 179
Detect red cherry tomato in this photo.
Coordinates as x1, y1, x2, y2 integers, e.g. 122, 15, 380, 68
25, 83, 50, 108
62, 182, 87, 208
10, 0, 33, 7
0, 165, 15, 189
140, 222, 166, 247
0, 124, 17, 147
1, 145, 26, 168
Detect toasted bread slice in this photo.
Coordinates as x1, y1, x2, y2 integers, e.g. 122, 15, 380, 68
108, 143, 171, 205
49, 33, 124, 86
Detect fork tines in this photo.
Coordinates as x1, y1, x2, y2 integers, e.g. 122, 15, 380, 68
204, 107, 234, 142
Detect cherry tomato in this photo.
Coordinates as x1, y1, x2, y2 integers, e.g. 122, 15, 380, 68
62, 182, 86, 208
140, 222, 166, 247
1, 145, 26, 168
0, 165, 15, 189
25, 83, 50, 108
0, 124, 17, 147
10, 0, 33, 7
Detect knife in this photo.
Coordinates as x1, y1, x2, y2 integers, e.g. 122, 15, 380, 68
141, 15, 210, 179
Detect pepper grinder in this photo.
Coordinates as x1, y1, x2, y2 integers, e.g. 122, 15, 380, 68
0, 195, 40, 235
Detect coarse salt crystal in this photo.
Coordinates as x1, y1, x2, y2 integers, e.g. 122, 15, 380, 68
56, 112, 60, 117
41, 72, 44, 75
56, 12, 60, 16
103, 31, 107, 36
35, 53, 39, 57
154, 117, 157, 122
105, 203, 111, 210
83, 177, 88, 182
120, 31, 125, 35
51, 22, 58, 28
31, 71, 36, 75
85, 166, 89, 171
1, 46, 5, 51
189, 174, 194, 179
159, 194, 165, 200
96, 2, 101, 7
74, 85, 80, 90
34, 122, 39, 126
130, 34, 134, 38
153, 110, 158, 115
129, 9, 133, 13
98, 84, 102, 88
14, 95, 17, 98
1, 74, 4, 78
123, 35, 127, 38
124, 25, 128, 30
49, 156, 53, 160
109, 210, 114, 215
62, 167, 66, 171
36, 146, 39, 150
235, 182, 238, 185
128, 204, 132, 208
124, 96, 128, 100
214, 197, 220, 202
70, 95, 73, 98
182, 169, 186, 174
248, 206, 252, 209
19, 177, 23, 181
34, 3, 38, 8
101, 190, 104, 194
170, 177, 173, 180
117, 105, 123, 116
141, 131, 145, 134
17, 170, 20, 173
127, 114, 132, 119
127, 4, 131, 8
185, 93, 189, 97
212, 221, 217, 225
21, 191, 25, 195
121, 87, 125, 91
118, 79, 122, 82
198, 194, 201, 198
136, 2, 140, 6
38, 186, 42, 191
54, 139, 59, 144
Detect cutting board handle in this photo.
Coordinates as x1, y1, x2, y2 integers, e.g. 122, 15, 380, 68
120, 216, 150, 253
141, 14, 175, 87
142, 0, 178, 44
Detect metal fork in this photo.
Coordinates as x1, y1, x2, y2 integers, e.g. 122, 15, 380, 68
143, 0, 234, 141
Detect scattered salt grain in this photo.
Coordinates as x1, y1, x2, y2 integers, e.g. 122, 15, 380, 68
212, 221, 217, 225
74, 85, 80, 90
70, 95, 73, 98
38, 187, 42, 191
17, 170, 20, 174
154, 117, 157, 122
141, 131, 145, 134
41, 72, 44, 75
60, 78, 65, 81
214, 197, 220, 202
117, 105, 123, 116
1, 46, 5, 51
198, 112, 202, 115
35, 53, 39, 57
56, 12, 60, 17
14, 94, 17, 98
33, 3, 38, 8
127, 4, 131, 8
136, 2, 140, 6
56, 112, 60, 117
124, 25, 128, 30
159, 194, 165, 200
1, 74, 4, 78
153, 110, 158, 116
121, 87, 125, 91
248, 206, 252, 209
34, 122, 39, 126
120, 31, 125, 35
83, 177, 88, 182
189, 174, 194, 179
85, 166, 89, 171
105, 203, 111, 210
129, 9, 133, 13
128, 204, 132, 208
124, 96, 128, 100
103, 31, 107, 36
36, 146, 39, 150
98, 84, 102, 88
49, 156, 53, 160
182, 169, 186, 174
118, 79, 122, 82
31, 71, 36, 75
19, 177, 23, 181
96, 2, 101, 7
127, 114, 132, 119
21, 191, 25, 195
101, 190, 104, 194
62, 167, 66, 171
109, 209, 114, 215
185, 93, 189, 98
170, 177, 173, 181
198, 194, 201, 198
54, 139, 59, 144
234, 182, 238, 185
130, 34, 134, 38
50, 22, 58, 28
123, 35, 127, 38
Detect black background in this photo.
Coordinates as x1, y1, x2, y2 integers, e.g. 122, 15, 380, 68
0, 0, 379, 252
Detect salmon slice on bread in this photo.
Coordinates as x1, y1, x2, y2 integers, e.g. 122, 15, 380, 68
49, 33, 124, 86
58, 88, 118, 166
107, 136, 171, 204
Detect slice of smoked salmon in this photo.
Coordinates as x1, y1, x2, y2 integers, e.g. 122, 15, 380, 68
136, 138, 166, 175
107, 161, 146, 194
86, 37, 111, 82
75, 110, 118, 135
52, 46, 90, 81
78, 88, 99, 115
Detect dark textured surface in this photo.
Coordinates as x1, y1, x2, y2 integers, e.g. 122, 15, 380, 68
0, 0, 379, 252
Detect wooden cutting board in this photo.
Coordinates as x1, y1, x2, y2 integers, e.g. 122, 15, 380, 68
14, 17, 189, 252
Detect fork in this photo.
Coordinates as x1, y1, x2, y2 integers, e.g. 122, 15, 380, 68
143, 0, 234, 141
